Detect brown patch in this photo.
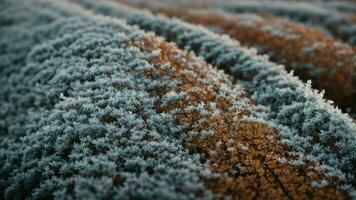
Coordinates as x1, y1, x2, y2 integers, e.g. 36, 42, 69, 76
129, 35, 349, 199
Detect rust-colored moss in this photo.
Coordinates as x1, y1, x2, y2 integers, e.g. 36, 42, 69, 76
131, 35, 349, 199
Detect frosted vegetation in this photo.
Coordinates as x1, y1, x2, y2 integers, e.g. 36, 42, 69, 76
1, 0, 355, 199
73, 0, 356, 190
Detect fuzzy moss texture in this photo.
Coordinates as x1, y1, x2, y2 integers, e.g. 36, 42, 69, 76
0, 0, 355, 199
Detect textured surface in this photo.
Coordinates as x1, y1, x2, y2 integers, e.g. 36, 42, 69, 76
74, 0, 356, 192
0, 0, 355, 199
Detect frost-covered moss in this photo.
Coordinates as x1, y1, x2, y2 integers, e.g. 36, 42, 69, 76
1, 0, 355, 199
73, 0, 356, 191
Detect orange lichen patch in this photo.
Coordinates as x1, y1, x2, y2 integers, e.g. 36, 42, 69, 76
185, 120, 347, 200
131, 35, 349, 199
118, 0, 356, 114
